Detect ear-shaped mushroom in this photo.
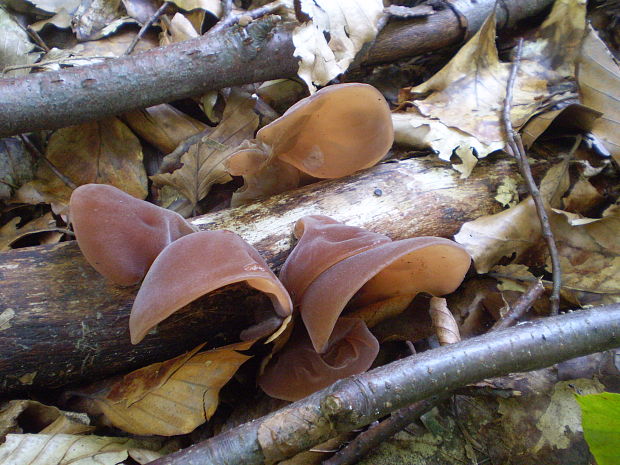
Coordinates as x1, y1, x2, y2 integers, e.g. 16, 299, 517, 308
258, 318, 379, 401
279, 215, 391, 303
256, 83, 393, 179
70, 184, 196, 286
226, 83, 393, 205
280, 217, 471, 353
129, 230, 293, 344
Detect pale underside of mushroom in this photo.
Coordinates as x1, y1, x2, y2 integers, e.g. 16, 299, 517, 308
129, 230, 293, 344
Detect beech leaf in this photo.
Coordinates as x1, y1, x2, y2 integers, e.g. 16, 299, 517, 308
94, 341, 252, 435
15, 118, 147, 215
0, 433, 177, 465
151, 91, 259, 209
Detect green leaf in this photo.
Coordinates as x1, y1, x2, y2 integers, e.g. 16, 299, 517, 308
576, 392, 620, 465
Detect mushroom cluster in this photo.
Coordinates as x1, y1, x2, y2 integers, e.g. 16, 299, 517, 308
70, 184, 293, 345
68, 83, 469, 404
226, 83, 394, 205
258, 216, 471, 401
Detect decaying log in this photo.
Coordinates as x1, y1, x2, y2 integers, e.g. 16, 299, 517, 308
1, 155, 528, 394
0, 0, 555, 137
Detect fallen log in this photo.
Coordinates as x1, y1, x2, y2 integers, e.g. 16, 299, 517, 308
0, 0, 555, 137
1, 155, 531, 394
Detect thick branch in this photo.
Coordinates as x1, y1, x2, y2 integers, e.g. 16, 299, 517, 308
0, 155, 528, 395
149, 304, 620, 465
0, 0, 554, 137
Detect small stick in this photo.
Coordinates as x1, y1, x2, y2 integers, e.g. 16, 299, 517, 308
502, 38, 562, 315
19, 135, 77, 190
26, 25, 50, 52
322, 394, 450, 465
124, 1, 171, 56
491, 279, 545, 331
207, 0, 284, 36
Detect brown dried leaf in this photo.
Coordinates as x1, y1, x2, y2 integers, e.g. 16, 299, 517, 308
578, 25, 620, 164
0, 8, 40, 77
397, 0, 585, 161
454, 160, 570, 273
0, 400, 92, 442
151, 91, 258, 209
15, 118, 147, 215
0, 213, 61, 251
429, 297, 460, 345
160, 12, 200, 45
0, 137, 36, 201
0, 433, 178, 465
94, 341, 252, 435
547, 209, 620, 305
122, 104, 208, 155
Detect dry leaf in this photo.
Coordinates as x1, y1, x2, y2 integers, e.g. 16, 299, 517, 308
25, 0, 80, 14
0, 213, 61, 251
454, 160, 570, 273
160, 12, 200, 45
429, 297, 460, 345
122, 104, 208, 154
94, 341, 252, 435
397, 0, 586, 165
151, 91, 259, 210
392, 110, 495, 161
0, 7, 40, 76
291, 0, 383, 91
15, 118, 147, 215
578, 25, 620, 164
547, 209, 620, 305
0, 433, 178, 465
72, 0, 126, 41
0, 400, 92, 442
0, 137, 36, 201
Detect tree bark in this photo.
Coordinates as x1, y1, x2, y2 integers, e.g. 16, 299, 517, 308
0, 0, 555, 137
148, 304, 620, 465
0, 155, 528, 395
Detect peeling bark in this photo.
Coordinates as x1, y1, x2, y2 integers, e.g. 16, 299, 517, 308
1, 155, 526, 394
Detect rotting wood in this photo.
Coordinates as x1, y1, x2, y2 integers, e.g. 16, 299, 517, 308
0, 155, 539, 395
0, 0, 555, 137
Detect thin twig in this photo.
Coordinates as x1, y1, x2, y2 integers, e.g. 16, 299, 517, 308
207, 0, 284, 35
491, 279, 545, 331
502, 38, 561, 315
124, 1, 171, 56
19, 135, 77, 190
26, 25, 50, 52
322, 394, 451, 465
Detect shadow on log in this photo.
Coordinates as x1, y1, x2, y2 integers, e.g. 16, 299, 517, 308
0, 155, 537, 394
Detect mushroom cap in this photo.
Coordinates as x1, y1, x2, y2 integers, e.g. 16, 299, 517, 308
129, 230, 293, 344
256, 83, 394, 179
279, 216, 390, 303
258, 318, 379, 401
301, 237, 472, 353
70, 184, 195, 286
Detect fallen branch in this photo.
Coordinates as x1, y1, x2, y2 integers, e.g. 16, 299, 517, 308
0, 155, 540, 395
148, 304, 620, 465
0, 0, 555, 137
